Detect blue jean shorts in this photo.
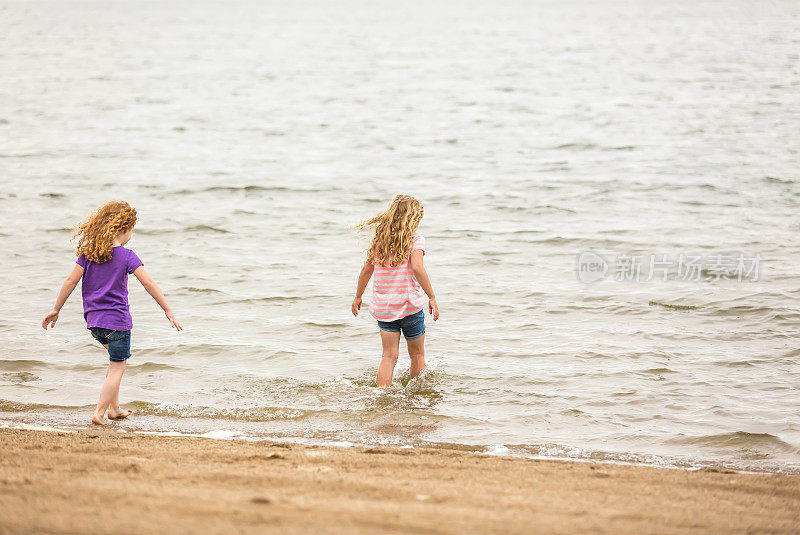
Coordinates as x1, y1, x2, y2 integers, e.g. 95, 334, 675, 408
377, 309, 425, 340
89, 328, 131, 362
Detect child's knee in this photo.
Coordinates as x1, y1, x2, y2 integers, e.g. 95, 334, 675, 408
382, 350, 399, 362
407, 341, 425, 360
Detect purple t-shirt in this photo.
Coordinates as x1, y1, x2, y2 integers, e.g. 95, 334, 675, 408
76, 246, 143, 331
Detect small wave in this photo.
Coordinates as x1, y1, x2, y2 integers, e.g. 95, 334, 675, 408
177, 286, 223, 294
484, 445, 513, 456
214, 296, 303, 305
69, 363, 106, 372
236, 127, 285, 136
1, 372, 39, 383
401, 366, 440, 396
503, 442, 767, 473
763, 176, 795, 184
185, 224, 231, 234
712, 357, 769, 368
125, 362, 184, 375
574, 351, 618, 360
171, 185, 334, 195
702, 304, 800, 322
602, 145, 636, 151
515, 235, 635, 248
493, 203, 576, 214
668, 432, 798, 454
301, 321, 349, 328
548, 142, 635, 151
129, 401, 309, 422
136, 225, 231, 235
204, 185, 288, 193
552, 142, 599, 150
0, 399, 66, 412
639, 367, 676, 374
198, 429, 247, 440
649, 300, 699, 311
540, 204, 576, 213
0, 359, 49, 371
151, 343, 263, 358
0, 151, 55, 158
538, 163, 571, 172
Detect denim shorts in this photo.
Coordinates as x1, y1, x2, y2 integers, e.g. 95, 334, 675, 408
377, 309, 425, 340
89, 328, 131, 362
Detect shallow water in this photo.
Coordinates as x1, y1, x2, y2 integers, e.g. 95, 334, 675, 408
1, 0, 799, 473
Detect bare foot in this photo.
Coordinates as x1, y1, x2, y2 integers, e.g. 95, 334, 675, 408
108, 408, 132, 420
91, 413, 108, 425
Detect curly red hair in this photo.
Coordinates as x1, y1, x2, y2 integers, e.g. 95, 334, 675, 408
74, 201, 138, 263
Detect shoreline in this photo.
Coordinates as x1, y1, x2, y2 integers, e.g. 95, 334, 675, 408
1, 427, 798, 533
2, 421, 797, 476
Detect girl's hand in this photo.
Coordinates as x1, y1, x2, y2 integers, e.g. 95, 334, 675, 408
352, 297, 362, 317
42, 310, 59, 330
429, 298, 439, 321
166, 311, 183, 331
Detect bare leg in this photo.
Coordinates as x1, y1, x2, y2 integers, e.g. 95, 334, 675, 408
108, 387, 131, 420
107, 363, 131, 419
377, 330, 401, 387
406, 334, 426, 380
92, 361, 127, 425
99, 345, 130, 421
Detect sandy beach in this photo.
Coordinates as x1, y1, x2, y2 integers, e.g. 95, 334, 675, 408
0, 428, 797, 534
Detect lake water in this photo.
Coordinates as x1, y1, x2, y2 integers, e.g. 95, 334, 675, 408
1, 0, 799, 473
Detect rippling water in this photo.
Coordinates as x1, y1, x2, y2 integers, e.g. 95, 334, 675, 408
1, 0, 799, 473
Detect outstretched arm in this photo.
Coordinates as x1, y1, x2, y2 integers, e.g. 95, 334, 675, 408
410, 250, 439, 321
42, 264, 84, 329
352, 261, 374, 316
132, 266, 183, 330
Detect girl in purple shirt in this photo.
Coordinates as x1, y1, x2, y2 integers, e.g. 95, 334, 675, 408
42, 201, 182, 425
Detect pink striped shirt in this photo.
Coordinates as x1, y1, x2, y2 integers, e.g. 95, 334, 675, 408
369, 234, 426, 322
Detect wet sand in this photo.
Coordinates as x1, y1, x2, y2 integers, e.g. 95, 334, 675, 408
0, 428, 798, 534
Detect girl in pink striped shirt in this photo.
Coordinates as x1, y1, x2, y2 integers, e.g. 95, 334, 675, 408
352, 195, 439, 387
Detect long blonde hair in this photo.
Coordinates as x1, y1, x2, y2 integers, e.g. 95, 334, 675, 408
74, 201, 138, 263
355, 195, 424, 267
